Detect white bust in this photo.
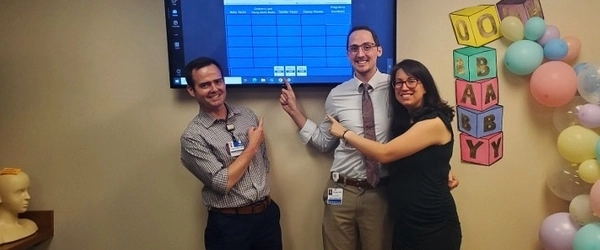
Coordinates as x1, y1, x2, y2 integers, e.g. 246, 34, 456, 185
0, 168, 38, 244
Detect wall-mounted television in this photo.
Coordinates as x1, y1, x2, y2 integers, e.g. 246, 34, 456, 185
164, 0, 396, 88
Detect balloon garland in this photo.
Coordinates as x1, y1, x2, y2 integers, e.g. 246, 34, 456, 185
498, 3, 600, 249
449, 0, 600, 248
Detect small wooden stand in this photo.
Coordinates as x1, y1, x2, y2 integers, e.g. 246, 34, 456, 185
0, 210, 54, 250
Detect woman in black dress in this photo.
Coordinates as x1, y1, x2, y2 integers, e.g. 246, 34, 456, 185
327, 59, 461, 250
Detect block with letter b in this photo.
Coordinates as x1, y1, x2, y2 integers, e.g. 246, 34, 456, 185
453, 46, 497, 82
496, 0, 544, 25
455, 78, 499, 112
457, 105, 503, 138
449, 5, 502, 47
460, 132, 503, 166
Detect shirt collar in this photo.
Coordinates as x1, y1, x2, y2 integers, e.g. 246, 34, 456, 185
352, 69, 386, 91
197, 103, 239, 128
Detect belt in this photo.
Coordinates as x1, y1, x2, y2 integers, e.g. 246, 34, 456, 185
211, 196, 271, 215
331, 173, 389, 189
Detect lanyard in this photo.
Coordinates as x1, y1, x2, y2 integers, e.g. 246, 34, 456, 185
225, 110, 236, 141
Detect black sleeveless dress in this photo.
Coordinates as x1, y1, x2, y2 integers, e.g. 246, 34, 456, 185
386, 110, 462, 250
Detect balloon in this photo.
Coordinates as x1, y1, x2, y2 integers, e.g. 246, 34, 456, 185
570, 195, 600, 226
537, 25, 560, 46
578, 159, 600, 184
547, 159, 593, 201
573, 222, 600, 250
543, 38, 568, 61
591, 181, 600, 216
578, 104, 600, 129
575, 62, 590, 75
561, 36, 582, 63
597, 139, 600, 161
524, 16, 546, 41
553, 96, 588, 132
557, 125, 599, 163
504, 40, 544, 75
577, 62, 600, 104
530, 61, 578, 107
539, 212, 581, 250
501, 16, 524, 42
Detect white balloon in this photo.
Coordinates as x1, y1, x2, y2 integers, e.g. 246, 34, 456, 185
569, 194, 600, 226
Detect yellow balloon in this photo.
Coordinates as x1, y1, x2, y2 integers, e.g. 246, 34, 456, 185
557, 125, 599, 163
501, 16, 525, 42
578, 159, 600, 184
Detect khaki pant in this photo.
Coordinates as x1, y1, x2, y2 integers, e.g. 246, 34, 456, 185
322, 179, 392, 250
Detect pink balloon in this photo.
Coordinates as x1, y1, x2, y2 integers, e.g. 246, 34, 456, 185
539, 212, 581, 250
591, 180, 600, 216
530, 61, 578, 107
561, 36, 582, 63
578, 103, 600, 128
537, 25, 560, 46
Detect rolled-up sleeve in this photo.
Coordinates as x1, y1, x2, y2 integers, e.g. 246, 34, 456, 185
180, 135, 229, 194
298, 118, 338, 153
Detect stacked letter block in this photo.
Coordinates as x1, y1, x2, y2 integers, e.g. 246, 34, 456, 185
496, 0, 544, 24
450, 5, 504, 166
449, 5, 502, 47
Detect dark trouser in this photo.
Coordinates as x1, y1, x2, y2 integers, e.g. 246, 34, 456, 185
205, 200, 282, 250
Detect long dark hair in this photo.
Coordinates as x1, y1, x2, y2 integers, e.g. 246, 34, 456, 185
389, 59, 455, 137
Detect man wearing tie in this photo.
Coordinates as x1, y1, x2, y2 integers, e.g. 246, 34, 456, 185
279, 26, 392, 250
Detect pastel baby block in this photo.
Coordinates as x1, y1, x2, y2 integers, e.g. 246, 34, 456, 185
460, 131, 503, 166
449, 5, 502, 47
496, 0, 544, 25
457, 105, 503, 138
455, 77, 499, 112
453, 46, 497, 82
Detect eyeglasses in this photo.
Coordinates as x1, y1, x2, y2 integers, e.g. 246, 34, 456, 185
347, 42, 378, 53
392, 78, 420, 89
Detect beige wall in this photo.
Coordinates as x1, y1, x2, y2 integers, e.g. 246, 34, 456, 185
1, 0, 597, 249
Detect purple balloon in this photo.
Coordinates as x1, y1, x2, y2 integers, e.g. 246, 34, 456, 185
578, 103, 600, 128
539, 212, 581, 250
537, 25, 561, 46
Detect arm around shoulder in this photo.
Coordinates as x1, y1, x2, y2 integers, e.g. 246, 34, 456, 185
342, 117, 449, 163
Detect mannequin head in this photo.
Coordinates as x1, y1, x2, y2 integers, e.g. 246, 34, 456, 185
0, 168, 31, 215
0, 168, 38, 244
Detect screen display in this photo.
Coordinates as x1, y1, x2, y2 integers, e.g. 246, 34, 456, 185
164, 0, 396, 88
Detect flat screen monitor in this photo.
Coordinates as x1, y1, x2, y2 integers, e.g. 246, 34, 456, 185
164, 0, 396, 88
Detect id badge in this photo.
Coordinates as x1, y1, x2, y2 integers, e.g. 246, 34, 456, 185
227, 139, 245, 157
326, 188, 343, 205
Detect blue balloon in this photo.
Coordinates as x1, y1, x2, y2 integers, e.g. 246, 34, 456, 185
573, 222, 600, 250
524, 17, 546, 40
544, 38, 568, 60
504, 40, 544, 75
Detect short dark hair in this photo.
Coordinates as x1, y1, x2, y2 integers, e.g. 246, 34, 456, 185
183, 57, 223, 88
346, 26, 381, 48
